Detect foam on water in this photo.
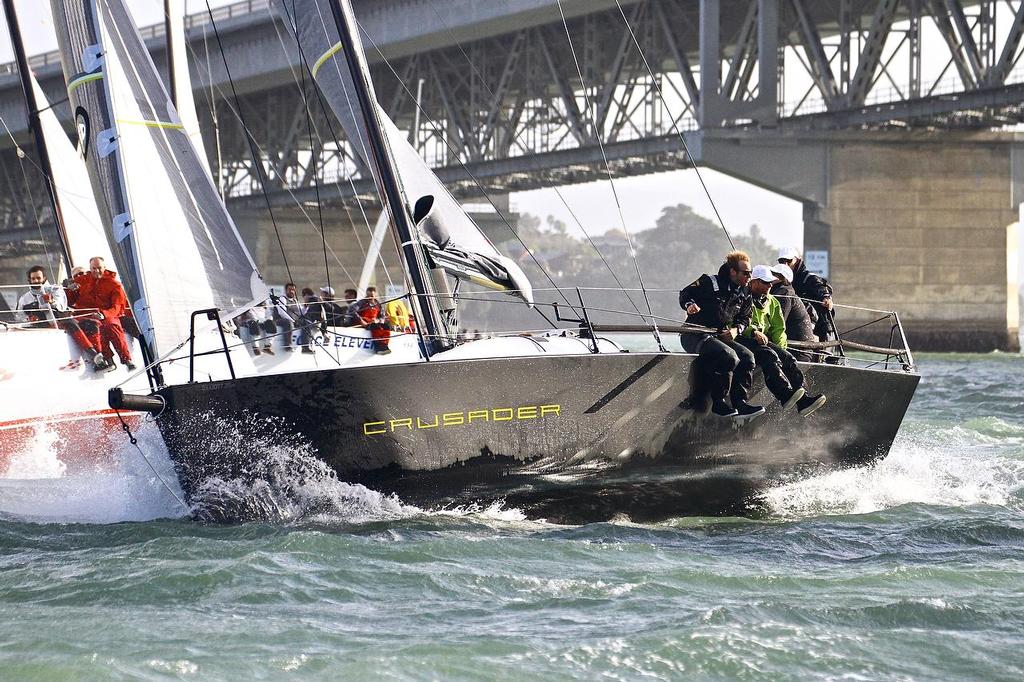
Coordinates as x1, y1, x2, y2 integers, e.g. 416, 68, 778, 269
0, 421, 186, 524
762, 417, 1024, 518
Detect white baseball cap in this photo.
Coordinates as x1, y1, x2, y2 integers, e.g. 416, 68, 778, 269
751, 264, 777, 283
777, 246, 800, 261
770, 263, 793, 283
319, 286, 335, 296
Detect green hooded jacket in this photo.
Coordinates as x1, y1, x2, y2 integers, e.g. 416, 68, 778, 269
742, 293, 788, 348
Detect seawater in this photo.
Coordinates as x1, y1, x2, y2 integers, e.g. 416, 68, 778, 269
1, 353, 1022, 679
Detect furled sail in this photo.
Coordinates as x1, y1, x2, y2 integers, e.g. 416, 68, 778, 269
32, 74, 113, 272
49, 0, 266, 358
274, 0, 532, 303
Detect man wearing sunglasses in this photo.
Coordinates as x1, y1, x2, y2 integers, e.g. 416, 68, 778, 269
678, 250, 764, 420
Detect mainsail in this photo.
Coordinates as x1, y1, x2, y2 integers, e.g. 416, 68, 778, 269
49, 0, 266, 358
274, 0, 532, 303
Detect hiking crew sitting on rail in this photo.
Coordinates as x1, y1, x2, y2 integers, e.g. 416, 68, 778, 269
271, 282, 302, 352
237, 303, 276, 356
777, 246, 835, 344
350, 286, 391, 354
769, 263, 817, 362
678, 250, 762, 419
67, 257, 135, 373
17, 264, 104, 371
319, 286, 348, 327
738, 265, 827, 417
299, 287, 326, 354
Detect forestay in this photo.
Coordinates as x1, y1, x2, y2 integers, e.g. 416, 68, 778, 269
49, 0, 266, 359
274, 0, 533, 303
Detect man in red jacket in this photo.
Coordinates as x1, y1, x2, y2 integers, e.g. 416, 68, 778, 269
69, 257, 135, 371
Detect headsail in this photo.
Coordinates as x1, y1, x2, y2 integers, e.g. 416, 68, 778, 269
49, 0, 266, 358
274, 0, 532, 303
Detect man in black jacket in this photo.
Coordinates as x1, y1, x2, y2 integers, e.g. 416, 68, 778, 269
777, 247, 834, 342
769, 263, 817, 361
678, 251, 764, 419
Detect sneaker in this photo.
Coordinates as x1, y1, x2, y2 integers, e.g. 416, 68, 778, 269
94, 357, 116, 373
124, 361, 137, 372
284, 347, 296, 353
734, 403, 766, 420
711, 400, 738, 418
797, 394, 827, 417
262, 346, 275, 356
59, 359, 82, 371
782, 387, 806, 411
376, 348, 392, 355
301, 347, 315, 354
253, 347, 262, 356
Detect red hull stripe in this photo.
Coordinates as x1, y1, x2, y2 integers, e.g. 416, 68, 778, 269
0, 408, 142, 432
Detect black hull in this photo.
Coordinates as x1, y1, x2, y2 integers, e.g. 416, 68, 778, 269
153, 353, 919, 522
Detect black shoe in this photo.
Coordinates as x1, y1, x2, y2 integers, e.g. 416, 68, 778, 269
782, 387, 806, 410
301, 347, 315, 354
734, 403, 766, 420
124, 361, 137, 372
93, 355, 115, 373
797, 394, 827, 417
711, 400, 738, 418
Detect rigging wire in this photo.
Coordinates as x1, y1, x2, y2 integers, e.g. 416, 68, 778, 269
612, 0, 736, 251
201, 0, 293, 285
420, 0, 648, 323
0, 115, 55, 281
554, 0, 664, 350
287, 0, 333, 311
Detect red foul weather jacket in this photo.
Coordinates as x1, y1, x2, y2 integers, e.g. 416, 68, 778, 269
69, 270, 129, 321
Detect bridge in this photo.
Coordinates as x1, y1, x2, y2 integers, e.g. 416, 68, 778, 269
0, 0, 1020, 350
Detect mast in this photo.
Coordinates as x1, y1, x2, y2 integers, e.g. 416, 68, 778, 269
326, 0, 448, 353
2, 0, 74, 273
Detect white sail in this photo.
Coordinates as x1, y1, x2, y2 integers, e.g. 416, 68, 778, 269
274, 0, 532, 303
50, 0, 266, 358
165, 0, 212, 177
31, 74, 113, 272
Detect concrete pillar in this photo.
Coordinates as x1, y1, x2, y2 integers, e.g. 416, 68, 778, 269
824, 136, 1020, 352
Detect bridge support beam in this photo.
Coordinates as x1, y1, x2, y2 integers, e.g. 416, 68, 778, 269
701, 131, 1020, 352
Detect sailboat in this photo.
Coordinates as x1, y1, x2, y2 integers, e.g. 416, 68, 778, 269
85, 0, 917, 520
0, 0, 146, 476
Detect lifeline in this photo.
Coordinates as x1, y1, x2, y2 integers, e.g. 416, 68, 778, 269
363, 404, 562, 436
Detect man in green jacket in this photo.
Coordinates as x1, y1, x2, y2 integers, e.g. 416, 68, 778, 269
738, 265, 827, 417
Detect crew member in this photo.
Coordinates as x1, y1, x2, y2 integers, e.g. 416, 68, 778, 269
769, 263, 816, 361
271, 282, 302, 351
299, 287, 325, 354
777, 246, 834, 342
738, 265, 826, 417
678, 250, 762, 419
67, 257, 135, 371
350, 286, 391, 354
384, 296, 411, 333
18, 265, 103, 371
319, 286, 347, 327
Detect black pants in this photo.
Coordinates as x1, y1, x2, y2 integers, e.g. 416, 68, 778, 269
736, 337, 804, 403
682, 335, 755, 406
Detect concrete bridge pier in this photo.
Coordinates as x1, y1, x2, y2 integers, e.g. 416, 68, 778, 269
703, 131, 1021, 352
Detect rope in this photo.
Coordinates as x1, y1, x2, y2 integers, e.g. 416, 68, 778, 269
114, 407, 190, 513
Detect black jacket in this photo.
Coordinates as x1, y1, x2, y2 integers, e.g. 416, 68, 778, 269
679, 263, 753, 333
770, 282, 815, 341
791, 260, 834, 337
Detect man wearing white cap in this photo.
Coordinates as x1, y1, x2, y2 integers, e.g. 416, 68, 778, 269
770, 262, 816, 360
739, 265, 827, 417
320, 286, 347, 327
777, 246, 834, 342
